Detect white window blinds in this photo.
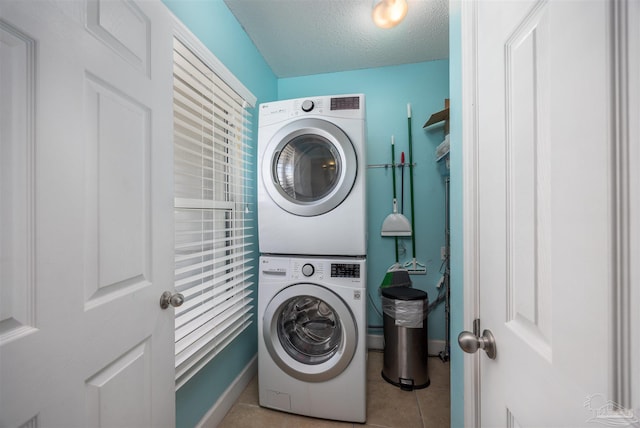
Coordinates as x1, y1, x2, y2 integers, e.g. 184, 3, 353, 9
172, 37, 254, 390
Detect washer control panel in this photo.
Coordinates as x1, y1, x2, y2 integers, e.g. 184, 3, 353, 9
291, 260, 325, 280
261, 256, 365, 286
260, 257, 288, 276
330, 263, 361, 278
301, 263, 315, 277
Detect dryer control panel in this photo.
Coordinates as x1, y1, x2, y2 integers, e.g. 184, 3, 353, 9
330, 96, 360, 111
258, 94, 365, 126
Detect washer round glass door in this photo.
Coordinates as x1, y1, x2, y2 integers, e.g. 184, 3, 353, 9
263, 283, 357, 382
262, 118, 357, 216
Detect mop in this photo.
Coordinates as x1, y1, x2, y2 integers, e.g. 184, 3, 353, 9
380, 136, 412, 289
404, 103, 427, 275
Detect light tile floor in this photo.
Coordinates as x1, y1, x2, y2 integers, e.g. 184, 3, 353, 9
219, 350, 450, 428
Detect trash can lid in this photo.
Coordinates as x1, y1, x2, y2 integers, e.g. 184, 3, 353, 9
381, 286, 428, 301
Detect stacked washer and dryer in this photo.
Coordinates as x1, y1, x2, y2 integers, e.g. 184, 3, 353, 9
257, 94, 367, 423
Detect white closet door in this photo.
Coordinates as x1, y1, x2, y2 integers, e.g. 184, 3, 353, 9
0, 1, 176, 426
465, 0, 638, 426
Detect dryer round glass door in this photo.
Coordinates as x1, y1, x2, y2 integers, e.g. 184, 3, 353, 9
262, 118, 357, 216
263, 283, 357, 382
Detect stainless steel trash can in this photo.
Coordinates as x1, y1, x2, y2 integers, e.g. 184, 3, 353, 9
381, 287, 430, 390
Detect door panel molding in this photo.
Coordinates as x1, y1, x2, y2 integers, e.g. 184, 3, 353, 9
0, 19, 37, 343
86, 0, 151, 77
83, 72, 152, 309
504, 0, 552, 361
85, 339, 152, 427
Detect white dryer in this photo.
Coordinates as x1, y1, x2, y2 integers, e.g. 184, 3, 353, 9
258, 255, 366, 423
258, 94, 367, 256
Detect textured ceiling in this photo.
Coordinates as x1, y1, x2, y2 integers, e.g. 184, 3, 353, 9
223, 0, 449, 78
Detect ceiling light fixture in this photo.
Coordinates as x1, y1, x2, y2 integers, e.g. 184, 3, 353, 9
372, 0, 408, 29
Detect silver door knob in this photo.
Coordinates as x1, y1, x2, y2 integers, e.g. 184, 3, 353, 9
160, 291, 184, 309
458, 329, 497, 359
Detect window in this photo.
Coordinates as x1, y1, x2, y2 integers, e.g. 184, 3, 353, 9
172, 37, 255, 389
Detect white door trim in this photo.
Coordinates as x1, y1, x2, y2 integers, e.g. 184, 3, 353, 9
460, 0, 640, 425
612, 0, 639, 410
629, 0, 640, 412
460, 0, 480, 425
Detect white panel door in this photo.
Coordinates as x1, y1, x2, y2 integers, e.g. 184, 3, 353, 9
0, 1, 175, 427
465, 0, 638, 426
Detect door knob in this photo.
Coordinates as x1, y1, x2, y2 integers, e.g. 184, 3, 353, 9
160, 291, 184, 309
458, 329, 497, 359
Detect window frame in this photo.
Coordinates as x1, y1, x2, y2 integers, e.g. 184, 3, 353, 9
171, 17, 256, 390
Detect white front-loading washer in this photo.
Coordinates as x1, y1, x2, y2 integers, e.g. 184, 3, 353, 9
258, 94, 367, 256
258, 255, 367, 423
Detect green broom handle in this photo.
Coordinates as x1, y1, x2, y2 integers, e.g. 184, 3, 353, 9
391, 136, 399, 263
391, 136, 397, 199
407, 105, 417, 258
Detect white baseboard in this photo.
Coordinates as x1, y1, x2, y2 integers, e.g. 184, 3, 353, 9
367, 333, 385, 350
196, 355, 257, 428
367, 334, 446, 356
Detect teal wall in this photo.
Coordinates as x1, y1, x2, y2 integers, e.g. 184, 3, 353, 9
164, 1, 460, 427
449, 1, 464, 427
279, 63, 450, 343
161, 1, 277, 427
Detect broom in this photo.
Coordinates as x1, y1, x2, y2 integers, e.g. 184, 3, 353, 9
380, 136, 412, 290
404, 103, 427, 275
381, 136, 412, 238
